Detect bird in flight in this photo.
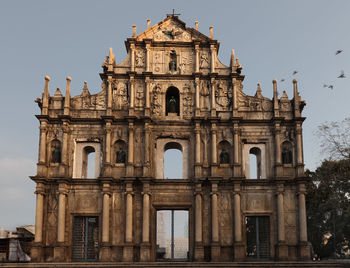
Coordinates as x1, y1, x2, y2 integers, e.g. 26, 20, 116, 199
292, 71, 298, 75
280, 79, 285, 82
338, 70, 345, 78
323, 84, 328, 88
335, 50, 343, 55
328, 85, 334, 90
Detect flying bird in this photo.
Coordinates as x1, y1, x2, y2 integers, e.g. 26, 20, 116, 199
280, 79, 285, 82
338, 70, 345, 78
328, 85, 334, 90
323, 84, 328, 88
292, 71, 298, 75
335, 50, 343, 55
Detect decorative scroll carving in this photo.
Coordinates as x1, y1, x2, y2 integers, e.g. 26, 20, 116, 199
182, 84, 194, 117
178, 52, 192, 74
71, 82, 106, 110
215, 81, 232, 110
135, 50, 145, 67
153, 52, 162, 73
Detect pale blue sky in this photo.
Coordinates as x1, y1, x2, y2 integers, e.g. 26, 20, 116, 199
1, 0, 349, 229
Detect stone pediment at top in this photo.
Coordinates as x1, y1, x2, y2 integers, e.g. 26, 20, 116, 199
135, 16, 211, 43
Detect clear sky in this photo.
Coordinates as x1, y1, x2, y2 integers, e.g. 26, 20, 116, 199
1, 0, 349, 230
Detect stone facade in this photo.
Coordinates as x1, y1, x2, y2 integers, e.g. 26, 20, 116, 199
30, 15, 311, 262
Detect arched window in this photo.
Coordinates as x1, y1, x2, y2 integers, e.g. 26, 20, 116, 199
281, 141, 293, 165
50, 139, 62, 163
83, 146, 96, 178
249, 147, 261, 179
114, 140, 127, 164
166, 87, 180, 116
164, 142, 183, 179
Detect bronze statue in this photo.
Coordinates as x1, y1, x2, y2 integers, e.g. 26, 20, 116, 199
51, 145, 61, 163
282, 147, 292, 164
220, 148, 230, 164
168, 96, 177, 113
116, 147, 126, 163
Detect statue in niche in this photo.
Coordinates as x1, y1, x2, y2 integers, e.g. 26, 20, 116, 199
282, 146, 292, 164
200, 81, 210, 110
116, 147, 126, 163
51, 144, 61, 163
220, 148, 230, 164
169, 50, 177, 72
168, 96, 177, 113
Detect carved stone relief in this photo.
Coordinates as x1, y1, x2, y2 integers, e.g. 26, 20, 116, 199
154, 22, 191, 42
178, 52, 192, 74
153, 52, 162, 73
200, 52, 209, 68
151, 83, 162, 116
215, 81, 232, 110
200, 80, 210, 110
114, 82, 128, 110
135, 49, 145, 67
182, 83, 194, 117
135, 85, 144, 108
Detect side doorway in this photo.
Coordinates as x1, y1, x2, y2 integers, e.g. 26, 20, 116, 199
245, 216, 270, 260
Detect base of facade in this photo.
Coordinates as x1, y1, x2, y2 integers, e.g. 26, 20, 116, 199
123, 244, 134, 262
194, 244, 204, 261
140, 243, 151, 262
211, 243, 220, 261
233, 242, 245, 261
99, 245, 111, 261
30, 244, 43, 262
298, 242, 311, 260
53, 244, 66, 261
276, 242, 288, 261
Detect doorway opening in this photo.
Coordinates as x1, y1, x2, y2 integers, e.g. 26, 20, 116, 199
246, 216, 270, 260
156, 210, 189, 261
72, 216, 99, 261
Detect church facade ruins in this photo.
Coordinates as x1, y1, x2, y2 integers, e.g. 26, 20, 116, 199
31, 15, 311, 262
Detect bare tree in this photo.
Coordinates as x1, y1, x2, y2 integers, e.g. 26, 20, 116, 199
317, 118, 350, 160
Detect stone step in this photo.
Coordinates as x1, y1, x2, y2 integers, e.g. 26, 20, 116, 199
0, 262, 348, 268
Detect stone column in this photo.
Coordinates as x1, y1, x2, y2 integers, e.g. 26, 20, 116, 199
195, 44, 200, 72
194, 183, 204, 261
233, 183, 244, 260
143, 122, 150, 176
39, 121, 48, 164
276, 184, 288, 260
298, 183, 310, 260
63, 76, 71, 116
195, 123, 202, 178
130, 43, 135, 72
145, 77, 150, 116
210, 44, 216, 73
210, 78, 216, 116
127, 122, 134, 176
211, 182, 220, 261
61, 122, 69, 166
105, 122, 112, 164
140, 182, 151, 261
129, 76, 135, 115
31, 183, 45, 261
195, 77, 200, 115
100, 183, 111, 261
233, 123, 241, 177
296, 123, 304, 177
146, 43, 150, 72
107, 76, 113, 116
42, 76, 50, 115
232, 78, 238, 116
54, 183, 68, 261
123, 182, 134, 261
274, 123, 283, 177
211, 124, 217, 164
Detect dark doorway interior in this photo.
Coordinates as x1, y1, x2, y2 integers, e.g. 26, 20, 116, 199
72, 216, 99, 261
246, 216, 270, 260
156, 210, 189, 261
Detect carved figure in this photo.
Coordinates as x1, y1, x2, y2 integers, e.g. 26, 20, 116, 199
169, 50, 177, 72
152, 84, 162, 115
168, 96, 177, 113
220, 148, 230, 164
282, 147, 292, 164
135, 86, 144, 107
162, 28, 182, 39
200, 81, 210, 110
117, 83, 128, 109
200, 52, 209, 68
215, 82, 232, 110
51, 144, 61, 163
116, 147, 126, 163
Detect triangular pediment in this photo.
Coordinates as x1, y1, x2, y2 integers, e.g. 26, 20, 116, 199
135, 16, 211, 42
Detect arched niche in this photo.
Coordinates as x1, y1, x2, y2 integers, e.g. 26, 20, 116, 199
50, 139, 62, 163
155, 138, 189, 179
113, 139, 127, 164
218, 140, 232, 164
166, 87, 180, 116
281, 141, 293, 165
243, 144, 266, 179
73, 141, 101, 178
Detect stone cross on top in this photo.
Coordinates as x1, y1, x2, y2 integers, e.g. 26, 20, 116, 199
166, 9, 181, 17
